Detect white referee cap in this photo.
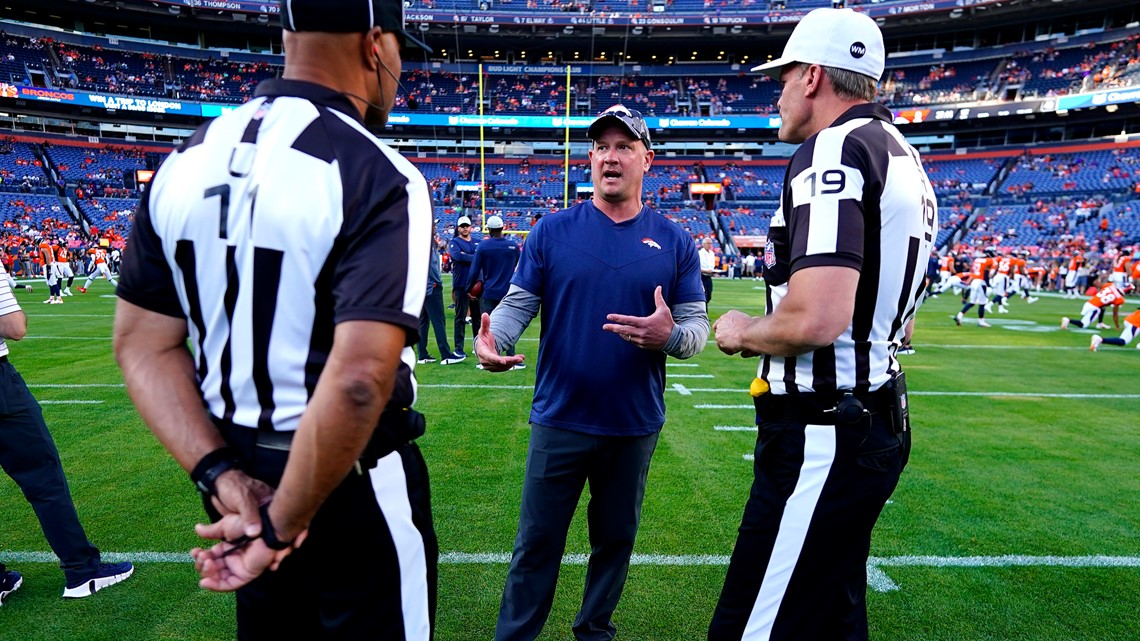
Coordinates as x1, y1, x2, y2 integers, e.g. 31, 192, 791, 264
752, 8, 884, 82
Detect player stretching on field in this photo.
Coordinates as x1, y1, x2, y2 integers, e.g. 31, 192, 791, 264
1090, 308, 1140, 351
78, 246, 117, 293
1062, 282, 1130, 331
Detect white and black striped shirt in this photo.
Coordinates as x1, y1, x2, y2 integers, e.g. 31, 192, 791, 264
0, 265, 20, 358
118, 79, 432, 432
760, 103, 937, 395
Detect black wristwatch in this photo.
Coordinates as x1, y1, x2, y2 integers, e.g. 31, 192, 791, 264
259, 502, 295, 550
190, 448, 241, 498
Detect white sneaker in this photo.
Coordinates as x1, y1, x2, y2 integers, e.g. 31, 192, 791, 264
1090, 335, 1103, 352
1026, 296, 1039, 304
977, 319, 991, 328
954, 312, 963, 326
1096, 322, 1110, 329
511, 363, 527, 370
985, 303, 994, 313
63, 289, 72, 296
1060, 317, 1070, 330
998, 306, 1009, 314
62, 562, 133, 598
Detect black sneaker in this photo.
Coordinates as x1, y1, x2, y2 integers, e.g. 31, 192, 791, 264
62, 562, 134, 598
0, 566, 22, 606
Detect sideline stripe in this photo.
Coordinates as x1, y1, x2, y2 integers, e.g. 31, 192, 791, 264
692, 391, 1140, 401
29, 384, 126, 388
8, 551, 1133, 569
714, 425, 757, 432
918, 344, 1108, 350
40, 400, 104, 405
742, 454, 755, 461
23, 336, 113, 340
419, 384, 532, 390
669, 374, 714, 379
25, 384, 1134, 401
26, 314, 115, 318
666, 363, 700, 367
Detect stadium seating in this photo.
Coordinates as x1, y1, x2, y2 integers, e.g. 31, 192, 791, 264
0, 140, 53, 194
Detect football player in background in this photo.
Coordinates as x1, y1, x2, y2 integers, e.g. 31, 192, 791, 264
1089, 307, 1140, 351
1061, 281, 1131, 331
955, 247, 995, 327
78, 245, 117, 294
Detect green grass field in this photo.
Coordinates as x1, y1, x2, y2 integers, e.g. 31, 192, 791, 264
1, 277, 1137, 640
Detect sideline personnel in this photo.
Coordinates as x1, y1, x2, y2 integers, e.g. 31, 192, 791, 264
708, 9, 936, 640
0, 262, 133, 603
469, 214, 521, 362
476, 105, 710, 641
112, 1, 438, 638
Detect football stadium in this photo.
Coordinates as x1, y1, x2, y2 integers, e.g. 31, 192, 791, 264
0, 0, 1138, 638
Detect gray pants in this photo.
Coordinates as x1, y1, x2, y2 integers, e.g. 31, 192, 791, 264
495, 424, 660, 641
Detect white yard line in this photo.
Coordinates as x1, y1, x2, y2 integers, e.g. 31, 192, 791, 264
714, 425, 757, 432
5, 551, 1132, 594
668, 374, 714, 378
672, 384, 692, 396
666, 363, 700, 367
28, 384, 126, 388
39, 400, 104, 405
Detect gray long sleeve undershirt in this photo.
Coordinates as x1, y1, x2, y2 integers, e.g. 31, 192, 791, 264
488, 284, 710, 360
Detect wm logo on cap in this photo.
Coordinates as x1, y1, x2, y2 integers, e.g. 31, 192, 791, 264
850, 42, 866, 58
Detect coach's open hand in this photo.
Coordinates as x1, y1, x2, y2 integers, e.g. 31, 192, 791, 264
475, 313, 526, 372
602, 286, 673, 350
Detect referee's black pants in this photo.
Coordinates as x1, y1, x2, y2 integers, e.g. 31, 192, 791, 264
214, 424, 438, 641
708, 414, 909, 641
702, 275, 713, 303
0, 357, 102, 585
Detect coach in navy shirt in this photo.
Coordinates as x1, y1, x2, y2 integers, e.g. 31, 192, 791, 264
448, 215, 480, 356
475, 105, 709, 641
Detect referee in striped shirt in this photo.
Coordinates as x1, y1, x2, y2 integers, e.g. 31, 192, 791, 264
113, 1, 437, 638
709, 9, 936, 640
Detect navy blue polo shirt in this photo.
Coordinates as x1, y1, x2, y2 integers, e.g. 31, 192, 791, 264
470, 235, 520, 301
449, 235, 478, 289
512, 200, 705, 436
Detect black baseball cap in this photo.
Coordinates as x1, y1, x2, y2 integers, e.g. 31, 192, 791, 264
280, 0, 432, 52
587, 105, 652, 149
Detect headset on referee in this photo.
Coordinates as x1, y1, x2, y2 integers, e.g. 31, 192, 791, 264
113, 1, 438, 638
709, 8, 937, 641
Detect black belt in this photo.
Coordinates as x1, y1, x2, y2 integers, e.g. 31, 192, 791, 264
225, 408, 425, 470
754, 388, 895, 427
